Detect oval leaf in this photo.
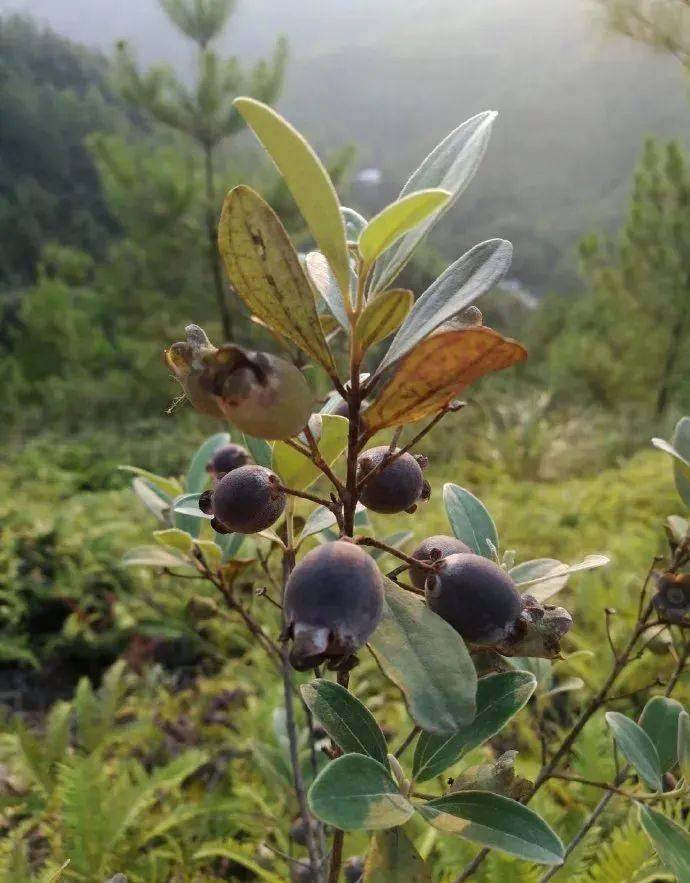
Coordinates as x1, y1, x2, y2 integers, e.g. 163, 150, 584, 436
272, 414, 348, 490
342, 206, 367, 240
121, 546, 191, 569
234, 97, 350, 301
301, 680, 388, 767
356, 289, 414, 353
368, 578, 477, 734
363, 327, 527, 434
511, 554, 610, 602
639, 805, 690, 883
153, 528, 194, 555
605, 711, 663, 791
305, 251, 349, 329
172, 492, 213, 520
363, 828, 432, 882
377, 239, 513, 374
371, 111, 498, 291
308, 754, 413, 831
241, 433, 273, 468
640, 697, 685, 773
119, 466, 181, 500
443, 484, 498, 559
413, 670, 537, 782
359, 189, 450, 264
131, 477, 169, 523
218, 185, 336, 372
419, 791, 564, 865
185, 432, 230, 494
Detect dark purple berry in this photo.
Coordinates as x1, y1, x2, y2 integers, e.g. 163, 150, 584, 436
357, 446, 430, 514
409, 535, 473, 590
285, 541, 384, 671
290, 815, 317, 846
425, 553, 522, 645
344, 856, 365, 882
291, 864, 316, 883
203, 465, 285, 534
206, 443, 252, 478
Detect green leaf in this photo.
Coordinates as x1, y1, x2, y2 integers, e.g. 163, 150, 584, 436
356, 289, 414, 354
214, 531, 244, 562
419, 791, 564, 865
305, 250, 349, 329
301, 680, 389, 767
363, 828, 432, 882
273, 414, 348, 490
678, 711, 690, 782
172, 492, 212, 520
131, 477, 169, 523
368, 578, 476, 734
234, 97, 351, 302
605, 711, 663, 791
185, 432, 230, 494
359, 189, 449, 264
342, 206, 367, 240
194, 540, 222, 571
639, 697, 685, 773
510, 554, 610, 602
299, 505, 338, 542
413, 670, 537, 782
639, 805, 690, 882
121, 545, 191, 569
118, 466, 182, 500
153, 528, 194, 555
218, 185, 336, 372
241, 433, 273, 468
443, 483, 498, 558
308, 754, 413, 830
376, 239, 513, 374
371, 111, 498, 291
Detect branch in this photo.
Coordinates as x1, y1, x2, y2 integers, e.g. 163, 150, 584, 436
355, 535, 437, 573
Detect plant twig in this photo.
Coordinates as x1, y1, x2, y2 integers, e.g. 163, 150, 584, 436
394, 726, 420, 759
278, 484, 336, 510
355, 535, 437, 573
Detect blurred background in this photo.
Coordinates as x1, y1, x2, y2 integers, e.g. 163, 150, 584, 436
0, 1, 689, 880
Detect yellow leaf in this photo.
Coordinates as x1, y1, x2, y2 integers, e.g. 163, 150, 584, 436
363, 326, 527, 433
359, 189, 449, 264
233, 98, 351, 303
356, 289, 413, 354
363, 829, 432, 882
218, 185, 336, 374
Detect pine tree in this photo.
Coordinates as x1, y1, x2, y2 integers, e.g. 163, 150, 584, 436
115, 0, 287, 337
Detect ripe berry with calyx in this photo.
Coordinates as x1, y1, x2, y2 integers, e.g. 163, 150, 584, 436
199, 465, 285, 534
408, 535, 473, 590
284, 541, 384, 671
357, 446, 430, 514
206, 443, 252, 478
425, 553, 522, 645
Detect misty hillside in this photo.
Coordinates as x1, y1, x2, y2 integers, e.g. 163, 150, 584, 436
2, 0, 689, 290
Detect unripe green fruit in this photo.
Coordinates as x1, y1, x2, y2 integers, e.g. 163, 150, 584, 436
357, 446, 430, 514
200, 465, 285, 534
344, 856, 365, 882
285, 541, 384, 671
200, 344, 313, 440
425, 553, 522, 645
206, 443, 252, 477
409, 535, 473, 590
165, 325, 224, 418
